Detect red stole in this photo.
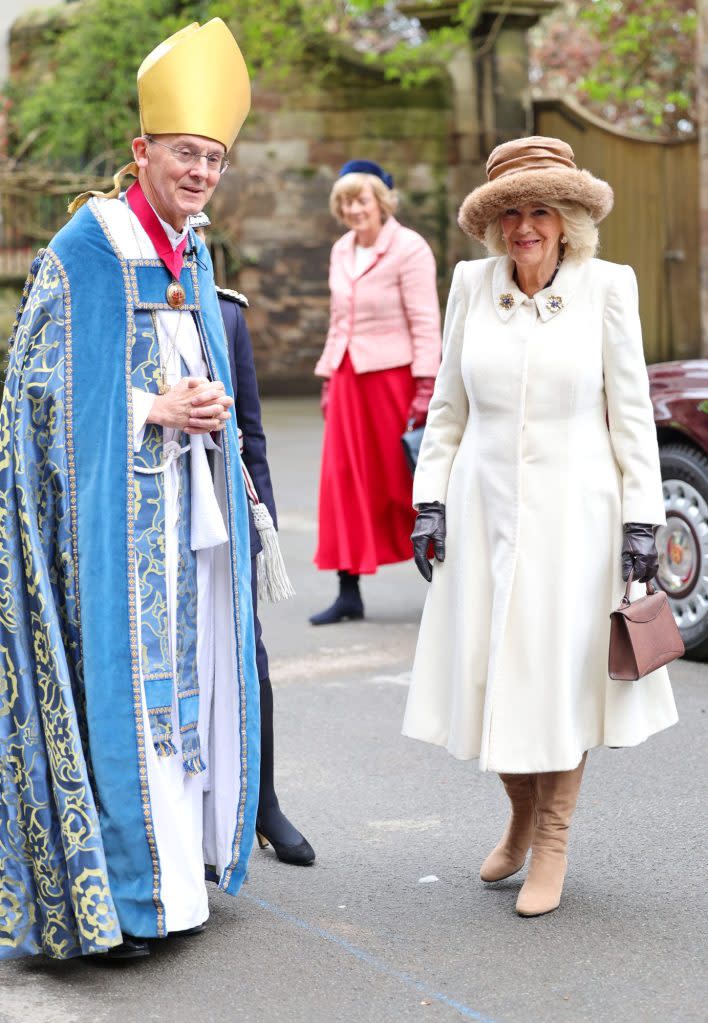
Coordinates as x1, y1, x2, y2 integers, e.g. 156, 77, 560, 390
126, 181, 188, 280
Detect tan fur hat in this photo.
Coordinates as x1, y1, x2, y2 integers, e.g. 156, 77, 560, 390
458, 136, 614, 242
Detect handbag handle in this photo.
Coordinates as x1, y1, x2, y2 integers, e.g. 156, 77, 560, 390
621, 568, 657, 606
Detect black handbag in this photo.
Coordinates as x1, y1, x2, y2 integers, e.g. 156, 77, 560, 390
401, 424, 425, 475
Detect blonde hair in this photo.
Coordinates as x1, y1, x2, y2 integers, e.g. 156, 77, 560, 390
329, 172, 399, 224
483, 201, 599, 263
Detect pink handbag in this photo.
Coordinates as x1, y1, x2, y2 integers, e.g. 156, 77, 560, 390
608, 571, 684, 680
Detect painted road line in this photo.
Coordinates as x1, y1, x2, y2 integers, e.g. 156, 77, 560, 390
243, 893, 506, 1023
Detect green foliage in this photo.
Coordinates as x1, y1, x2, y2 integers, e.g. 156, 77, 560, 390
578, 0, 696, 132
531, 0, 697, 137
348, 0, 483, 89
6, 0, 480, 165
7, 0, 211, 166
5, 0, 324, 161
370, 24, 474, 90
8, 0, 694, 165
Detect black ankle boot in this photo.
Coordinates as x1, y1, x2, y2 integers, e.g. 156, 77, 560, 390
309, 571, 364, 626
256, 677, 315, 866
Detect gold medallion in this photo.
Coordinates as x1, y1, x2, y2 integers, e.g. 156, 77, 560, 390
166, 280, 186, 309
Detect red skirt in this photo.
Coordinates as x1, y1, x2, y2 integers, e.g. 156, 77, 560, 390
315, 352, 416, 574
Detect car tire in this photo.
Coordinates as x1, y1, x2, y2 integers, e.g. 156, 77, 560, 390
657, 442, 708, 660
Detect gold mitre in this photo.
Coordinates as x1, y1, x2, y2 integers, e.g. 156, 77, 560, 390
138, 18, 250, 151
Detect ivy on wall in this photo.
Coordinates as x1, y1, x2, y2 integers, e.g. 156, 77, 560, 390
4, 0, 697, 167
5, 0, 483, 166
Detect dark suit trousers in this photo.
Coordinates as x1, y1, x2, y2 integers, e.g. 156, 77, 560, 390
251, 554, 269, 682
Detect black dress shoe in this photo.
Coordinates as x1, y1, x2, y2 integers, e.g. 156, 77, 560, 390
256, 808, 316, 866
171, 923, 206, 936
98, 935, 150, 961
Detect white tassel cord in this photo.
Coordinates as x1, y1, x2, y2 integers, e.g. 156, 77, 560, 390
251, 501, 295, 604
238, 429, 294, 603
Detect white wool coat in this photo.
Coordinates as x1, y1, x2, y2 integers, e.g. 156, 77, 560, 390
402, 255, 678, 773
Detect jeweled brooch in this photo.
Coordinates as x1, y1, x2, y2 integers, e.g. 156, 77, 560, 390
498, 293, 515, 311
166, 280, 186, 308
546, 294, 563, 314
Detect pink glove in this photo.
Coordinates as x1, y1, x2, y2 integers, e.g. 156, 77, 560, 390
407, 377, 435, 429
320, 379, 330, 419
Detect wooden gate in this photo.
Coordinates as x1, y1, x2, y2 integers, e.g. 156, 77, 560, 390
534, 98, 699, 363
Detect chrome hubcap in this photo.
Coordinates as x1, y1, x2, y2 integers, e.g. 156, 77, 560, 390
657, 478, 708, 631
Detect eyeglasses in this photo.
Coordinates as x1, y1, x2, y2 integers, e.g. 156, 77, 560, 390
144, 136, 229, 175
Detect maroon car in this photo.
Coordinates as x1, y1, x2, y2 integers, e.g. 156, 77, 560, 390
649, 360, 708, 658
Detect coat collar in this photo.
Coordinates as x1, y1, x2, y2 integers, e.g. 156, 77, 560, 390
343, 216, 400, 279
491, 255, 584, 323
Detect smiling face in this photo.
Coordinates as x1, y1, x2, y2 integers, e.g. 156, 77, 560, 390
499, 203, 564, 277
339, 183, 384, 244
132, 133, 226, 230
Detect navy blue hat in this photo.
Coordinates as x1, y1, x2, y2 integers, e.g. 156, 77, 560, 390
338, 159, 394, 189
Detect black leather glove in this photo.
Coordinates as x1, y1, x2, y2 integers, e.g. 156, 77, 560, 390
622, 523, 659, 583
411, 502, 446, 582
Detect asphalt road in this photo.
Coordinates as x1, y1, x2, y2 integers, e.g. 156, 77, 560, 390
1, 397, 706, 1023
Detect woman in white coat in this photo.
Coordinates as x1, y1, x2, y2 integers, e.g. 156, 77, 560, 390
403, 136, 678, 918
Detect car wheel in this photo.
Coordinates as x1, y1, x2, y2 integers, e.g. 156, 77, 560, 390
657, 443, 708, 660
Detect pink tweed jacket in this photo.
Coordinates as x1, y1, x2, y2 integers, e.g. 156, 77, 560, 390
314, 216, 441, 379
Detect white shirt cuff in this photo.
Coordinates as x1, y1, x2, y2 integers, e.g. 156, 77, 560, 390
203, 431, 222, 451
132, 388, 156, 451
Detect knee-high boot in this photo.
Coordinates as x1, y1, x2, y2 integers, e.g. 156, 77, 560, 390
256, 675, 316, 866
516, 753, 587, 917
480, 773, 535, 882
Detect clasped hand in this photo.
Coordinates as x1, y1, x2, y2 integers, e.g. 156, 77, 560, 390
147, 377, 234, 435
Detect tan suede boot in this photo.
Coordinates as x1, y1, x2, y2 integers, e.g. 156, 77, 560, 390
516, 753, 587, 917
480, 773, 536, 882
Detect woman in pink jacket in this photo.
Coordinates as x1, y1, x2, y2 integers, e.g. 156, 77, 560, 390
310, 160, 442, 625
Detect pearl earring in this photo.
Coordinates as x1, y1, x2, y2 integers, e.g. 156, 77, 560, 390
561, 234, 568, 244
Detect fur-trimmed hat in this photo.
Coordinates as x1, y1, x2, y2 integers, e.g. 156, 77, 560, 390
458, 136, 613, 242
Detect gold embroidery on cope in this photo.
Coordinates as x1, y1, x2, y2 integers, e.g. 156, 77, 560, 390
53, 252, 83, 667
88, 199, 166, 935
0, 247, 119, 954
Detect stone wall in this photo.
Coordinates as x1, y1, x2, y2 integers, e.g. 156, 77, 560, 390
210, 53, 453, 390
4, 14, 457, 390
4, 4, 550, 391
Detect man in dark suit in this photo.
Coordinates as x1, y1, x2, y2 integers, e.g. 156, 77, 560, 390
217, 279, 315, 866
